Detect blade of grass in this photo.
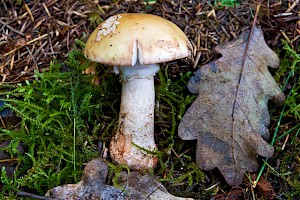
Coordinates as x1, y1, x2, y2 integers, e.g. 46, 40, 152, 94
254, 74, 295, 187
73, 118, 76, 172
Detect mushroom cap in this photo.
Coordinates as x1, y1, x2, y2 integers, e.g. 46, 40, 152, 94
84, 13, 192, 66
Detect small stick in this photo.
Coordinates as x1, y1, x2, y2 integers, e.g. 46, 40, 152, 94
45, 0, 59, 7
0, 19, 26, 36
24, 2, 34, 22
193, 51, 201, 69
10, 54, 14, 71
42, 3, 52, 17
3, 34, 49, 57
274, 12, 293, 17
0, 115, 6, 129
178, 147, 193, 158
285, 0, 299, 13
0, 158, 18, 163
280, 30, 294, 48
250, 182, 256, 200
17, 192, 58, 200
281, 134, 289, 150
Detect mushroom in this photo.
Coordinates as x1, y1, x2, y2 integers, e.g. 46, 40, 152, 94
84, 13, 192, 171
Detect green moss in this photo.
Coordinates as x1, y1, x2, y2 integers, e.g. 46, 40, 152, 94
214, 0, 240, 8
0, 47, 121, 197
256, 41, 300, 198
154, 68, 206, 198
2, 38, 298, 199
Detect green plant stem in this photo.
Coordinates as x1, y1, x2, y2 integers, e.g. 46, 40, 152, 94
255, 75, 295, 187
254, 104, 285, 187
254, 40, 299, 185
281, 69, 294, 91
73, 118, 76, 172
275, 124, 300, 141
290, 127, 300, 145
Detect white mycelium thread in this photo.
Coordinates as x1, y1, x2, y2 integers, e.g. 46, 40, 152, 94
96, 15, 122, 41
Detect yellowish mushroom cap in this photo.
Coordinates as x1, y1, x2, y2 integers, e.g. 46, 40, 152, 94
84, 13, 192, 66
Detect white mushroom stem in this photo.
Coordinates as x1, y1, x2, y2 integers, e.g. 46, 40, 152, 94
110, 62, 159, 170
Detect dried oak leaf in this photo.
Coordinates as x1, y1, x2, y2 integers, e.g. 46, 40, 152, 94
178, 26, 285, 186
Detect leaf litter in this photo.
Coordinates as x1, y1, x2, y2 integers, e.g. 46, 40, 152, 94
178, 26, 285, 186
1, 0, 299, 199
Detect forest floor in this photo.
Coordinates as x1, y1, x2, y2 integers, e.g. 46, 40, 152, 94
0, 0, 299, 199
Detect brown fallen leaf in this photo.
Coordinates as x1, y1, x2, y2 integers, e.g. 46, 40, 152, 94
178, 26, 285, 186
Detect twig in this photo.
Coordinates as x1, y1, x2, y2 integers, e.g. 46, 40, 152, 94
280, 30, 293, 48
204, 182, 220, 191
24, 2, 34, 22
0, 19, 26, 36
42, 2, 52, 17
0, 115, 6, 129
0, 158, 18, 163
3, 34, 49, 57
193, 51, 201, 69
16, 191, 58, 200
9, 54, 14, 71
250, 182, 256, 200
285, 0, 299, 13
281, 134, 289, 150
273, 12, 293, 17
